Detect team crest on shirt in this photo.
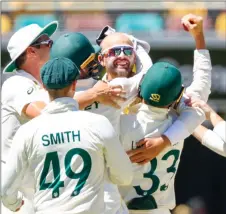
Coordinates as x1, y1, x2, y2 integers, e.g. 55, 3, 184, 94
150, 94, 160, 102
27, 87, 34, 95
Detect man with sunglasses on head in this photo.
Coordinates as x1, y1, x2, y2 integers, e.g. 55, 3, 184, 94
119, 62, 205, 214
1, 21, 58, 214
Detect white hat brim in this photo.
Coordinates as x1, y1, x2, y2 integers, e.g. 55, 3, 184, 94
3, 21, 58, 73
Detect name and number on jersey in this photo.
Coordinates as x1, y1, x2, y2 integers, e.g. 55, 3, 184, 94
39, 130, 92, 199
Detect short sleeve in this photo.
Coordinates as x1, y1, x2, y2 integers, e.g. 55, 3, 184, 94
2, 76, 41, 116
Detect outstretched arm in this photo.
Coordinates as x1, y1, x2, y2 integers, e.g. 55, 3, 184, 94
190, 99, 226, 157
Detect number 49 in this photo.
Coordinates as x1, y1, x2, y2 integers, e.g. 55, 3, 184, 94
39, 148, 92, 198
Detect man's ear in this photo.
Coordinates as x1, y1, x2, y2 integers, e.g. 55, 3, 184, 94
98, 55, 105, 67
26, 47, 36, 58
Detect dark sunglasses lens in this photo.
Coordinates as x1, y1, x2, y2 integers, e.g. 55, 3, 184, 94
108, 49, 117, 57
114, 48, 121, 56
123, 48, 133, 56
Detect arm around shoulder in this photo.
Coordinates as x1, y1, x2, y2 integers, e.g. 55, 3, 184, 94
164, 98, 206, 145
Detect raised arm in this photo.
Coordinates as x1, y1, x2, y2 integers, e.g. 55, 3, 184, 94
182, 14, 212, 102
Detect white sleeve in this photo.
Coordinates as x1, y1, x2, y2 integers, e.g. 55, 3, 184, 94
202, 121, 226, 157
2, 77, 41, 116
164, 97, 206, 145
213, 121, 226, 142
94, 116, 133, 185
135, 44, 153, 74
186, 50, 212, 102
1, 126, 29, 211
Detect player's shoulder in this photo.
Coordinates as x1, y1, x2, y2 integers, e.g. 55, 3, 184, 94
2, 72, 36, 96
3, 72, 32, 85
77, 111, 115, 136
20, 114, 43, 132
77, 110, 112, 125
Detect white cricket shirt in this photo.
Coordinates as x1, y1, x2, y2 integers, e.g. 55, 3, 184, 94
119, 103, 205, 212
1, 98, 133, 214
1, 70, 42, 163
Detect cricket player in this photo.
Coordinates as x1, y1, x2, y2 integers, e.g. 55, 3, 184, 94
1, 57, 133, 214
1, 20, 58, 214
119, 62, 205, 214
188, 99, 226, 157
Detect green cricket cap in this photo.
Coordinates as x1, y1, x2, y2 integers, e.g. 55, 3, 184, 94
41, 57, 80, 89
140, 62, 183, 107
50, 32, 101, 68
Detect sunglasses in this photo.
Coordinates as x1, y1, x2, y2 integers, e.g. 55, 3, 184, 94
102, 46, 134, 58
31, 39, 53, 48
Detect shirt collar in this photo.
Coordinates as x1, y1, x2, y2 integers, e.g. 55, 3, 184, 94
16, 70, 41, 86
42, 97, 79, 114
136, 103, 169, 121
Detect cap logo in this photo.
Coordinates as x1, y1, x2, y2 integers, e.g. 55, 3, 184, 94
150, 94, 160, 102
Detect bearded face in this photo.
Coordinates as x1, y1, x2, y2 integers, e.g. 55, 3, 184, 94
101, 45, 136, 79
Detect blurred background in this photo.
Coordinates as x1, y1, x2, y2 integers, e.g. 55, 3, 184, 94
1, 1, 226, 214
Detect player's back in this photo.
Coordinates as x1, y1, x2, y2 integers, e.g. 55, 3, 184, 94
25, 110, 110, 214
120, 104, 184, 211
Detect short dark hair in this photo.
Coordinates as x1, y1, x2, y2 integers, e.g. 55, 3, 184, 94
15, 51, 27, 69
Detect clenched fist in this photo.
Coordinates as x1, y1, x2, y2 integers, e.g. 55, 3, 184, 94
181, 14, 204, 37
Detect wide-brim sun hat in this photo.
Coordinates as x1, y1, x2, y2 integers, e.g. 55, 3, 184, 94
3, 21, 58, 73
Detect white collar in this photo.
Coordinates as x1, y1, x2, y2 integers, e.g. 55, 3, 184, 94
135, 103, 169, 121
42, 97, 79, 114
16, 70, 41, 86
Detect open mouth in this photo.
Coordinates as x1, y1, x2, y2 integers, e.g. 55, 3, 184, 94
114, 59, 130, 68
